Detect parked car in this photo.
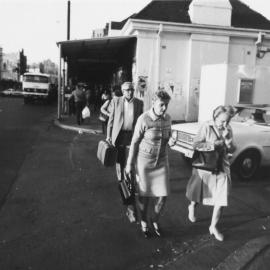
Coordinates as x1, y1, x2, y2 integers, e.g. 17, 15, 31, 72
1, 88, 23, 97
171, 104, 270, 180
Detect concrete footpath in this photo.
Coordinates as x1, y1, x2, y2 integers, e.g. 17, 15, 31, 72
54, 113, 270, 270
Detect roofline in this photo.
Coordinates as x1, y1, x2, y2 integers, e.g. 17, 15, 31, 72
56, 35, 137, 46
122, 18, 270, 38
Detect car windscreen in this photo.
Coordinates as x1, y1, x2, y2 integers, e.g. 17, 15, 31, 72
23, 75, 49, 83
232, 108, 270, 125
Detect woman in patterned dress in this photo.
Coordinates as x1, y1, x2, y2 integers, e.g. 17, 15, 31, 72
126, 90, 174, 238
186, 105, 235, 241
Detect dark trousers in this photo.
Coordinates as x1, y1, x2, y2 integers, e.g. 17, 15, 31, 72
115, 130, 135, 206
75, 101, 84, 125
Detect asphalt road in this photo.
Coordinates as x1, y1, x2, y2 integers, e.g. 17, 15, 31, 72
0, 96, 56, 206
0, 96, 270, 270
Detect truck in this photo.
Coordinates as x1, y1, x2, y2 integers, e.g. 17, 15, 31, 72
22, 72, 53, 104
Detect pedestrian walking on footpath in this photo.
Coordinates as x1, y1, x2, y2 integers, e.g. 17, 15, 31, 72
99, 91, 112, 134
125, 90, 176, 238
106, 82, 144, 223
186, 105, 235, 241
69, 82, 86, 125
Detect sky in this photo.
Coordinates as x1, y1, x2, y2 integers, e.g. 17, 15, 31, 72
1, 0, 270, 64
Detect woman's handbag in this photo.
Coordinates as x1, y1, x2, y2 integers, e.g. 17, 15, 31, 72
99, 100, 111, 122
192, 126, 222, 173
118, 172, 135, 201
192, 150, 220, 172
98, 112, 108, 122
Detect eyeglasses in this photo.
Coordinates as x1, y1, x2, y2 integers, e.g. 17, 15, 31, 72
123, 88, 134, 92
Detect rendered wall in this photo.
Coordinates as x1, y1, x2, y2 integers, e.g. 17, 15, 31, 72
199, 63, 270, 122
186, 34, 230, 121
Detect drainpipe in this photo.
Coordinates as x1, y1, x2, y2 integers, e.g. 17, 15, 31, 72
155, 24, 163, 92
67, 1, 71, 40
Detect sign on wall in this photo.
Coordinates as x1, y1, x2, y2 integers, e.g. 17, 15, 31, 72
238, 79, 254, 104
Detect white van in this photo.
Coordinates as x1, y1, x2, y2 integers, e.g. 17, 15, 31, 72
22, 73, 52, 103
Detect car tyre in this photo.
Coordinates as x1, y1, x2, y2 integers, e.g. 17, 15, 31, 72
233, 149, 261, 181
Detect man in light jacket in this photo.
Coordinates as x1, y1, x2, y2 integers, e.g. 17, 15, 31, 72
107, 82, 143, 222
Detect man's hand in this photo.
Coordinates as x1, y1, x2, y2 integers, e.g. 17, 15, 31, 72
106, 137, 112, 144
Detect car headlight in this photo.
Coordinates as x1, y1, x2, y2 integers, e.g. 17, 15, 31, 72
172, 130, 178, 140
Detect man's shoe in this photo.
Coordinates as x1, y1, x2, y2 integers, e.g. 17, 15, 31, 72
126, 208, 136, 223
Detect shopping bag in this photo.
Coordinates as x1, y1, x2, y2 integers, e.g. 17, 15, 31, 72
82, 106, 90, 119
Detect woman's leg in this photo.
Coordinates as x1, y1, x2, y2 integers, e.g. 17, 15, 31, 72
152, 196, 167, 223
138, 196, 150, 223
209, 205, 224, 241
151, 196, 167, 236
188, 201, 197, 223
138, 196, 151, 237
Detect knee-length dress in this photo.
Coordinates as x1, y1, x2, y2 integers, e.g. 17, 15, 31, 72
186, 121, 235, 207
126, 109, 172, 197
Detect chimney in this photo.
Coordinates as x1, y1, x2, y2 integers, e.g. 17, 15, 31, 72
189, 0, 232, 27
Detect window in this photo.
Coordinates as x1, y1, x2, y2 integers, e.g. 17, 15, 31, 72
238, 79, 254, 104
23, 75, 49, 83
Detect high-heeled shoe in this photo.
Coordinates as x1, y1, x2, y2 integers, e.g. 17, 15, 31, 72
140, 221, 151, 238
209, 226, 224, 241
152, 222, 162, 237
188, 204, 196, 223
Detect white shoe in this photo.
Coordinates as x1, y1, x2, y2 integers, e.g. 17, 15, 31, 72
188, 204, 196, 223
209, 226, 224, 241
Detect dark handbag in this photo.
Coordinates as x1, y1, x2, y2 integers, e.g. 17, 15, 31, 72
99, 100, 111, 122
192, 126, 222, 173
192, 150, 220, 172
118, 172, 135, 200
98, 112, 108, 122
97, 140, 118, 167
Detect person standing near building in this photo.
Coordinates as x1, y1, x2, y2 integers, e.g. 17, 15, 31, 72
106, 82, 143, 223
69, 82, 86, 125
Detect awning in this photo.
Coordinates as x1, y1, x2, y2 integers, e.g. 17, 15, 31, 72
57, 35, 137, 64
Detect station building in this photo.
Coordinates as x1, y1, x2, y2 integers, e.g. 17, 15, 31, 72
57, 0, 270, 121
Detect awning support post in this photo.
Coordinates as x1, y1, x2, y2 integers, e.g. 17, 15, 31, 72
57, 44, 62, 120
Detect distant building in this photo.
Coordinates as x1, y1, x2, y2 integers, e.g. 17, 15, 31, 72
1, 51, 19, 81
92, 28, 105, 38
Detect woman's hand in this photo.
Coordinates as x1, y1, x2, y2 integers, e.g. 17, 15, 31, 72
214, 139, 225, 149
168, 137, 176, 147
222, 128, 230, 139
125, 164, 133, 178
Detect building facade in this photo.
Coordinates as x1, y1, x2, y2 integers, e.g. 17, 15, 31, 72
58, 0, 270, 121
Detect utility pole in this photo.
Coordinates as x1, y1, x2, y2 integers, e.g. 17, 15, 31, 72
67, 0, 71, 40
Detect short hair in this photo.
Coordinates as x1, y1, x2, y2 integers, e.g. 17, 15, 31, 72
213, 105, 236, 121
152, 90, 171, 102
121, 82, 134, 91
